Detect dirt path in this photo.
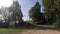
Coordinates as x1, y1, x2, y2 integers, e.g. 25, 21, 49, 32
21, 29, 60, 34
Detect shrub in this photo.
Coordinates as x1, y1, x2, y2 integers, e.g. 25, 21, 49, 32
53, 20, 60, 28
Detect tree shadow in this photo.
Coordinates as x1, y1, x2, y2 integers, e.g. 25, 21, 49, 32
19, 22, 60, 31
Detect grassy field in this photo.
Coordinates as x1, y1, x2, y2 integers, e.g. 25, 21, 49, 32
0, 25, 58, 34
0, 28, 24, 34
0, 23, 38, 34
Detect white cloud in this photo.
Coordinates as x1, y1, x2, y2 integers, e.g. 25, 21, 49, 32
0, 0, 13, 8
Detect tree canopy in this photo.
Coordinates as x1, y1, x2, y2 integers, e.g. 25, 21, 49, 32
29, 2, 45, 24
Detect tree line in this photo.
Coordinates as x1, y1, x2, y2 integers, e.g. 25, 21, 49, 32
29, 0, 60, 28
0, 0, 60, 28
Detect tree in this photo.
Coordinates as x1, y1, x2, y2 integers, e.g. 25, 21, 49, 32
43, 0, 60, 25
29, 2, 45, 24
8, 1, 24, 27
0, 6, 11, 28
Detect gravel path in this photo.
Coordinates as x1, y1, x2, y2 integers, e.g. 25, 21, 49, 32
21, 29, 60, 34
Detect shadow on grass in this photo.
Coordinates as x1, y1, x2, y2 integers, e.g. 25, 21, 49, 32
16, 22, 60, 31
1, 22, 60, 32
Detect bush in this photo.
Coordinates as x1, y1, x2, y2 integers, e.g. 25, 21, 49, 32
53, 20, 60, 28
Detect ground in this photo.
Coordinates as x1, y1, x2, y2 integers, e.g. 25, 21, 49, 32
21, 29, 60, 34
0, 28, 60, 34
0, 25, 60, 34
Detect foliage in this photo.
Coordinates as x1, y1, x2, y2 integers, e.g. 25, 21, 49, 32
0, 1, 24, 28
53, 20, 60, 28
9, 1, 24, 27
43, 0, 60, 24
0, 6, 11, 28
29, 2, 45, 24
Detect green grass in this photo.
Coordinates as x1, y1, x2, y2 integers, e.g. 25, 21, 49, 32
0, 23, 57, 34
0, 28, 24, 34
0, 23, 39, 34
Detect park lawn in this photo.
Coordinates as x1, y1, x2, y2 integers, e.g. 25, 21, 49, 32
0, 28, 24, 34
0, 25, 57, 34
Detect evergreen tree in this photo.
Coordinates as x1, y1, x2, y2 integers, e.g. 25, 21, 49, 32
29, 2, 45, 24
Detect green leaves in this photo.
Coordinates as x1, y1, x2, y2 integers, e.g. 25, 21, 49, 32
29, 2, 41, 19
29, 2, 45, 24
43, 0, 60, 18
43, 0, 60, 25
8, 1, 23, 27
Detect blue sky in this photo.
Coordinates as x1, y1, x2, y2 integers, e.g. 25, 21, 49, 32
17, 0, 43, 21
